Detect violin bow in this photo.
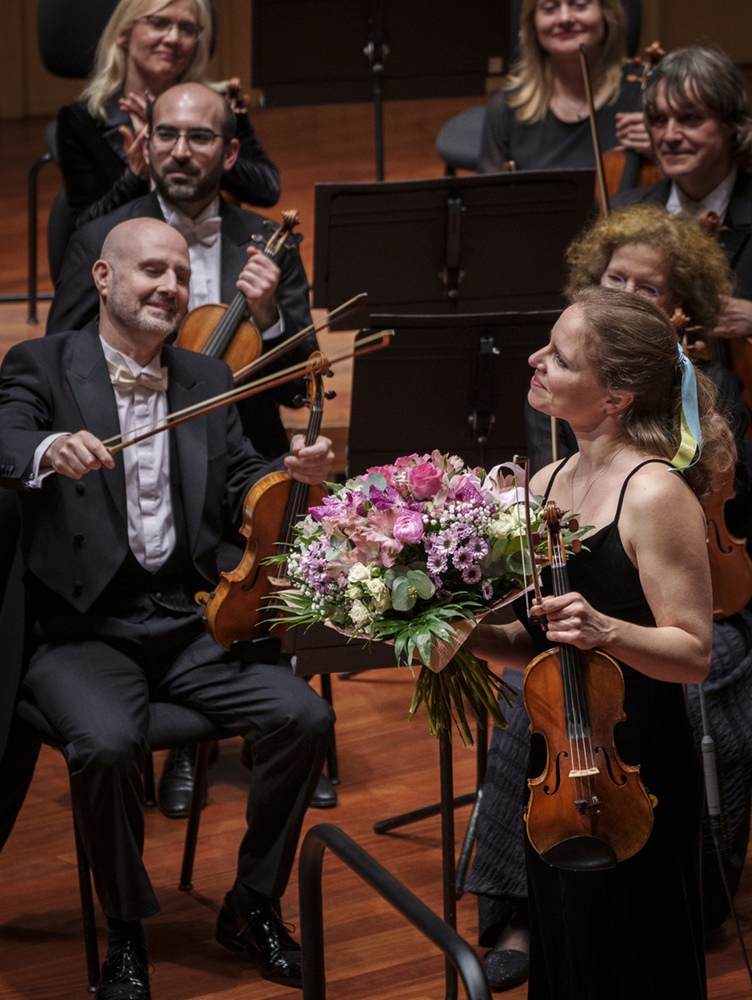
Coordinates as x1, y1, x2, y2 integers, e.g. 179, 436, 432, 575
104, 330, 393, 454
232, 293, 368, 385
579, 43, 610, 219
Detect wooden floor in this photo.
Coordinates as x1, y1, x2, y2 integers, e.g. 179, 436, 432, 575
2, 99, 752, 999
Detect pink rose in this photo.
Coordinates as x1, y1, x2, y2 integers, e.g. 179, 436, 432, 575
393, 510, 425, 544
408, 462, 444, 500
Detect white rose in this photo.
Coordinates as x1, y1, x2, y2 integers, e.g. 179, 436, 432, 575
349, 599, 371, 629
346, 585, 362, 599
366, 578, 392, 612
348, 563, 371, 584
488, 510, 516, 538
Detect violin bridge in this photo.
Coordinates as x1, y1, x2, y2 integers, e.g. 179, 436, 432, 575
569, 766, 599, 777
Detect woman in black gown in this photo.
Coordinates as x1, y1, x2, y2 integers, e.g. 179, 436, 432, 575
468, 286, 733, 999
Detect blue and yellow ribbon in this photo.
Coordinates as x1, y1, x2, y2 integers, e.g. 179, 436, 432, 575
671, 343, 702, 470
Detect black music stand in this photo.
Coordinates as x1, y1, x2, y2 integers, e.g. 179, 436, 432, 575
252, 0, 509, 179
314, 169, 595, 327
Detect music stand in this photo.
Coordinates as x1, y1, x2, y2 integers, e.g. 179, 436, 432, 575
252, 0, 509, 179
314, 169, 595, 327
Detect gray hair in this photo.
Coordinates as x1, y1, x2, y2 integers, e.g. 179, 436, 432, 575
643, 46, 752, 171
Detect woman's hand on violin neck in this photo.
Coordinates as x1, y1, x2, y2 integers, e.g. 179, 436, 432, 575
614, 112, 653, 156
532, 593, 612, 649
284, 434, 334, 484
238, 247, 281, 333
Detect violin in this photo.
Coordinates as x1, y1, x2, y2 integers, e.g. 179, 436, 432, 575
523, 501, 654, 870
196, 351, 333, 650
174, 209, 301, 376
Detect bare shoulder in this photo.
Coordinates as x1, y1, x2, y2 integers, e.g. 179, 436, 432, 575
619, 461, 706, 556
529, 458, 569, 497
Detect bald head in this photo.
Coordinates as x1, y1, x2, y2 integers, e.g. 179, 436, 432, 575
94, 218, 191, 362
100, 217, 189, 268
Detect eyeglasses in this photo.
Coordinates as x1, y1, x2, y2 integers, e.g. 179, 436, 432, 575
149, 126, 221, 150
135, 14, 203, 40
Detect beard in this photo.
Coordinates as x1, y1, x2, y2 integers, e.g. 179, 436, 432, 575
107, 280, 181, 338
152, 156, 225, 206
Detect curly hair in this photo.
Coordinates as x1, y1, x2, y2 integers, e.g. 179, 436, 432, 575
571, 287, 735, 501
81, 0, 212, 121
643, 46, 752, 173
565, 204, 733, 330
505, 0, 627, 124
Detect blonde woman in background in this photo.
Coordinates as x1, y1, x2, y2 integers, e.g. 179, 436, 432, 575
57, 0, 279, 226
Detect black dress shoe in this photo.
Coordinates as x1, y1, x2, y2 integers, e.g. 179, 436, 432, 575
310, 771, 338, 809
95, 942, 151, 999
483, 949, 529, 992
216, 895, 303, 988
158, 746, 206, 819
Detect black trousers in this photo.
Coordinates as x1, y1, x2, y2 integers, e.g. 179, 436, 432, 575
23, 604, 334, 922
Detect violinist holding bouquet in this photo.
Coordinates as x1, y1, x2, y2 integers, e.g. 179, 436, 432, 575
467, 287, 732, 1000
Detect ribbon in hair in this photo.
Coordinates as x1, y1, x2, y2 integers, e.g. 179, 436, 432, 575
671, 342, 702, 470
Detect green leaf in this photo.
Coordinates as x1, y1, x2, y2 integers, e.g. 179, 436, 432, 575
407, 569, 435, 600
392, 577, 416, 611
364, 472, 387, 493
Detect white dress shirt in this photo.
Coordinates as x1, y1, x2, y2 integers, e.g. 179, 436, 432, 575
157, 193, 284, 342
101, 339, 176, 571
666, 165, 738, 222
29, 341, 176, 572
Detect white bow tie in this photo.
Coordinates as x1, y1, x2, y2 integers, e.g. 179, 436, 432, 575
171, 215, 222, 248
107, 358, 169, 392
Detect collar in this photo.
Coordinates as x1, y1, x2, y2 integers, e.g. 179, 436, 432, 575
157, 193, 221, 232
666, 165, 738, 221
100, 336, 165, 381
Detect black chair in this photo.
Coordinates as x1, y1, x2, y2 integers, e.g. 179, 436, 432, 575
435, 0, 643, 176
15, 698, 235, 992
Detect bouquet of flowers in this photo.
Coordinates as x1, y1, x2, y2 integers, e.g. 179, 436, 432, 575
268, 451, 585, 743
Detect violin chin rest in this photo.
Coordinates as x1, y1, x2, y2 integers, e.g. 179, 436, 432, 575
540, 836, 617, 872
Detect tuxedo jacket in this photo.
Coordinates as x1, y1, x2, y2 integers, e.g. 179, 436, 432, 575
45, 192, 314, 461
0, 322, 280, 614
611, 169, 752, 300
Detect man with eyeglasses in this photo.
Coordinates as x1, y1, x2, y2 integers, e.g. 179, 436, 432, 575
46, 82, 337, 813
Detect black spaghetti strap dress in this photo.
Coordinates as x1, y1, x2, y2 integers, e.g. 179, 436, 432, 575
523, 458, 707, 1000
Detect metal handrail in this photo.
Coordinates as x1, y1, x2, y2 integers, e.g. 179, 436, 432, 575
298, 823, 490, 1000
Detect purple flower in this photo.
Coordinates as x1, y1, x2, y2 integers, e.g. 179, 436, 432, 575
452, 524, 473, 541
453, 546, 472, 570
369, 484, 405, 511
466, 536, 488, 560
482, 581, 494, 600
462, 565, 482, 584
435, 530, 457, 554
454, 483, 484, 505
427, 550, 448, 575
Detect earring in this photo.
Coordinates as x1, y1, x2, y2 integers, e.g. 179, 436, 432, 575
602, 407, 607, 413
